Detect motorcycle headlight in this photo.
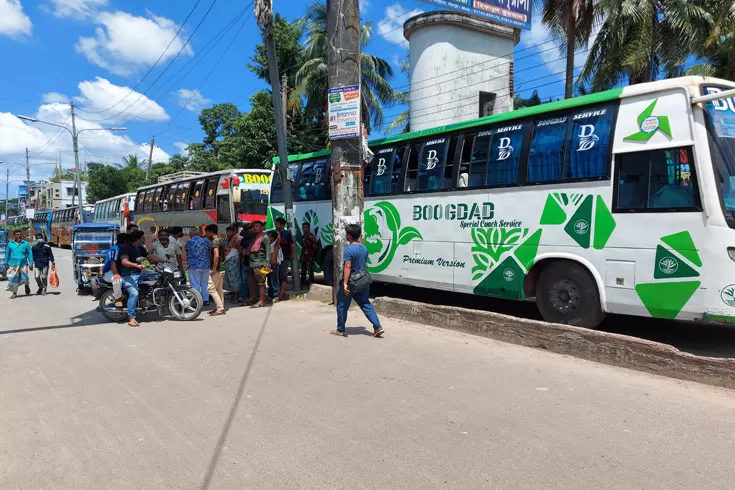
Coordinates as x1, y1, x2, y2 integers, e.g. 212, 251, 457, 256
173, 271, 182, 279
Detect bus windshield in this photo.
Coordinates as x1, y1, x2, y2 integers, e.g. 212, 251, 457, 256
239, 189, 268, 217
703, 86, 735, 219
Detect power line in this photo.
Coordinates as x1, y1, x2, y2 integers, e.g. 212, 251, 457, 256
80, 0, 206, 115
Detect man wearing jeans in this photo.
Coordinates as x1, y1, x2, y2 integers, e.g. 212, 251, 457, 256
205, 224, 226, 315
119, 231, 147, 327
331, 224, 384, 338
185, 228, 210, 304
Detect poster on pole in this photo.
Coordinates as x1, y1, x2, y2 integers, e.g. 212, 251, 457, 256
328, 85, 361, 140
25, 208, 35, 220
419, 0, 532, 30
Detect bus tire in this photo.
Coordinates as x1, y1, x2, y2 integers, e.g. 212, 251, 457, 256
322, 251, 334, 286
535, 261, 605, 329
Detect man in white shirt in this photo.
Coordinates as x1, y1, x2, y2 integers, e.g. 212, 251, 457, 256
150, 229, 182, 269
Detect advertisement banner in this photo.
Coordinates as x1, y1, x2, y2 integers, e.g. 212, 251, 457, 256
328, 85, 361, 140
420, 0, 532, 30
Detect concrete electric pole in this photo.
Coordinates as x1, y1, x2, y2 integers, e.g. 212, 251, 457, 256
327, 0, 363, 296
255, 0, 300, 290
147, 135, 155, 183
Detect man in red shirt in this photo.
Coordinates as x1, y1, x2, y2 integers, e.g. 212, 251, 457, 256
300, 222, 317, 285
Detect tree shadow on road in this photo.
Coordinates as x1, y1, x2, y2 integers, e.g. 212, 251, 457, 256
0, 308, 103, 335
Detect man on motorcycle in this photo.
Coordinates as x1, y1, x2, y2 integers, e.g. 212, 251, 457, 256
120, 231, 147, 327
102, 233, 127, 308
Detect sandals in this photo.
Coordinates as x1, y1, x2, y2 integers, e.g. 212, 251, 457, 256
330, 329, 347, 337
208, 309, 226, 316
128, 319, 140, 327
250, 303, 265, 309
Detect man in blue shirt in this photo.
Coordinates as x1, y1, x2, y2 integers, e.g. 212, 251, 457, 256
102, 233, 127, 308
6, 231, 32, 299
331, 224, 384, 338
185, 227, 211, 305
119, 231, 147, 327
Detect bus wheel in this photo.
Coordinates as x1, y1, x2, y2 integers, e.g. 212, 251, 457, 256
322, 251, 334, 286
535, 261, 605, 328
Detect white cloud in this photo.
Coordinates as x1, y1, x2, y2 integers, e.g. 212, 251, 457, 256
173, 142, 189, 156
377, 4, 423, 48
42, 92, 70, 104
75, 10, 193, 76
0, 80, 171, 173
176, 88, 211, 112
0, 0, 32, 39
45, 0, 107, 19
75, 77, 169, 122
360, 0, 370, 15
520, 18, 599, 83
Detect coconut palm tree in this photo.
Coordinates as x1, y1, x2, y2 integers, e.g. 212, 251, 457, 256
579, 0, 711, 91
686, 0, 735, 79
542, 0, 596, 99
386, 58, 410, 134
295, 0, 399, 133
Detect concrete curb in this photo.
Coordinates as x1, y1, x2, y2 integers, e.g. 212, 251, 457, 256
305, 284, 735, 390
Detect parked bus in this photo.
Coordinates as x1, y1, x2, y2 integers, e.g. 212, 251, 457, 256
31, 210, 52, 241
133, 168, 271, 241
270, 76, 735, 328
92, 193, 136, 228
51, 206, 80, 248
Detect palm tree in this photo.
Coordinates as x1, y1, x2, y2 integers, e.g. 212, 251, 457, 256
686, 0, 735, 79
296, 0, 399, 133
386, 58, 410, 134
542, 0, 596, 99
579, 0, 710, 92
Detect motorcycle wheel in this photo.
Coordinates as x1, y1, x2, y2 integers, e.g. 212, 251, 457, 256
169, 287, 203, 321
99, 290, 129, 323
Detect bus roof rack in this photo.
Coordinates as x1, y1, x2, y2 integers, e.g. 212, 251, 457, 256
158, 171, 207, 183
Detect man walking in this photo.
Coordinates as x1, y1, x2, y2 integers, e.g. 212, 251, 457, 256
275, 217, 295, 300
300, 222, 317, 285
31, 233, 55, 295
223, 225, 241, 300
6, 231, 32, 299
238, 224, 252, 305
185, 228, 210, 306
205, 224, 226, 316
331, 224, 384, 338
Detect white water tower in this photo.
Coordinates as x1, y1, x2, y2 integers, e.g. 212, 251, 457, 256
404, 11, 519, 132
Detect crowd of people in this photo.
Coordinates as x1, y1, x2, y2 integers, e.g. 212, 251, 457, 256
5, 219, 385, 338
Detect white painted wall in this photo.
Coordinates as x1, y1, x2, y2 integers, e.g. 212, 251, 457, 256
407, 18, 515, 132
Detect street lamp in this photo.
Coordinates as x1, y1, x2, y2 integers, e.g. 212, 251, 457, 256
17, 104, 127, 222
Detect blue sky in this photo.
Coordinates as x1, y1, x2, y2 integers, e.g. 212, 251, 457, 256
0, 0, 570, 196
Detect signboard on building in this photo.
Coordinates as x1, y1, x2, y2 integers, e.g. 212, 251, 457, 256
328, 85, 361, 140
420, 0, 532, 30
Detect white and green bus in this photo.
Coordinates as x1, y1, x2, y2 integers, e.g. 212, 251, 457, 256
269, 76, 735, 328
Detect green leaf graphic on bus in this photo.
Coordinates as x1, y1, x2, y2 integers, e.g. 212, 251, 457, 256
364, 201, 423, 273
471, 228, 528, 282
320, 223, 334, 246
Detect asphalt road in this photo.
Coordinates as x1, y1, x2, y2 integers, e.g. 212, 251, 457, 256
1, 249, 735, 489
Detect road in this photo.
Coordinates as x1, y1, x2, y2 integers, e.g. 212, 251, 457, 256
1, 249, 735, 489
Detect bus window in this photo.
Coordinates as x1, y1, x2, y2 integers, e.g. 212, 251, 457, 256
217, 195, 232, 223
270, 164, 298, 203
404, 143, 421, 192
181, 182, 193, 211
152, 187, 164, 212
204, 178, 219, 209
135, 191, 145, 214
368, 147, 396, 196
391, 147, 405, 193
566, 105, 616, 179
143, 190, 154, 213
468, 130, 493, 187
160, 186, 170, 212
615, 146, 700, 211
443, 136, 459, 189
418, 137, 448, 191
298, 158, 329, 201
191, 180, 205, 210
529, 116, 568, 183
489, 124, 524, 186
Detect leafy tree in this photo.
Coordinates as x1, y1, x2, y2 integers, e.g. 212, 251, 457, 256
297, 0, 399, 133
386, 58, 411, 134
687, 0, 735, 79
199, 103, 242, 157
86, 162, 128, 202
579, 0, 710, 91
542, 0, 596, 99
248, 14, 306, 88
50, 166, 77, 183
514, 90, 542, 109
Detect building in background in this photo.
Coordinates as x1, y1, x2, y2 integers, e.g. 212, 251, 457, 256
30, 180, 86, 210
404, 11, 519, 132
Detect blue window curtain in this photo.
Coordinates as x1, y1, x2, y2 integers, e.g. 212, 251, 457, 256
566, 107, 616, 179
419, 139, 447, 190
370, 148, 395, 195
488, 126, 524, 185
528, 118, 567, 183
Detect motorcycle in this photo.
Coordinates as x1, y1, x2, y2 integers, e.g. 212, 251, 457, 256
95, 257, 203, 323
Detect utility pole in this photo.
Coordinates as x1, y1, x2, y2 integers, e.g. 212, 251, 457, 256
147, 135, 155, 183
70, 101, 82, 216
5, 168, 8, 226
25, 148, 31, 240
327, 0, 363, 297
281, 73, 301, 290
255, 0, 300, 290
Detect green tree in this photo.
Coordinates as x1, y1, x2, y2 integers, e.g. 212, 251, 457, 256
579, 0, 710, 91
514, 90, 542, 109
199, 103, 243, 158
542, 0, 596, 99
86, 162, 128, 202
687, 0, 735, 79
386, 58, 411, 134
296, 0, 399, 132
248, 14, 306, 88
50, 166, 76, 183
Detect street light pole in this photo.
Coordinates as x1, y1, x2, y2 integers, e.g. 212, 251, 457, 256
17, 107, 126, 223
